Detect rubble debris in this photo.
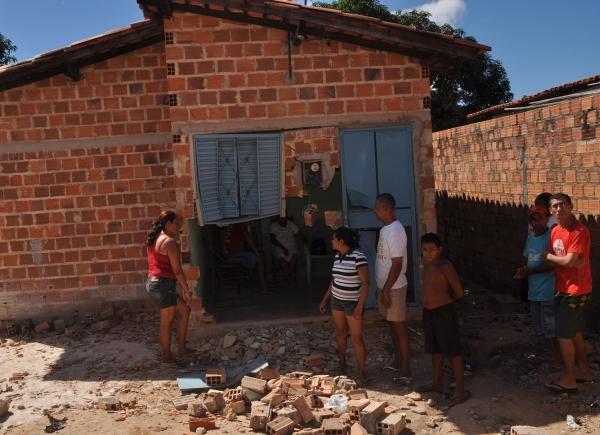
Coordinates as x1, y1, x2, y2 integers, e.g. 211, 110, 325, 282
202, 390, 225, 413
266, 415, 295, 435
173, 394, 199, 411
188, 417, 216, 431
205, 368, 227, 386
250, 401, 271, 431
351, 422, 368, 435
510, 426, 550, 435
9, 372, 28, 382
241, 375, 268, 394
188, 402, 207, 417
322, 417, 345, 434
44, 414, 67, 433
359, 400, 386, 434
223, 335, 237, 349
97, 397, 120, 411
0, 398, 10, 417
34, 321, 50, 333
377, 412, 407, 435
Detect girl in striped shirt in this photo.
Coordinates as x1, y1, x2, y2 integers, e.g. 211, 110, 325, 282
319, 227, 370, 385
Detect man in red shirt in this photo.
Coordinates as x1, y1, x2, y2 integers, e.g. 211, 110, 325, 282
544, 193, 593, 393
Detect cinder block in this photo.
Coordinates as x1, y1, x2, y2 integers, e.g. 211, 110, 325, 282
313, 408, 336, 424
359, 401, 386, 434
187, 402, 207, 417
258, 367, 280, 380
261, 389, 285, 407
205, 368, 226, 386
188, 417, 216, 431
347, 389, 368, 400
322, 418, 346, 435
276, 405, 300, 425
384, 405, 399, 414
348, 399, 370, 416
510, 426, 550, 435
250, 401, 271, 431
297, 429, 324, 435
376, 412, 406, 435
223, 387, 244, 403
229, 399, 245, 414
173, 394, 198, 411
336, 378, 357, 391
241, 375, 267, 394
3, 321, 16, 336
291, 395, 314, 423
203, 390, 225, 413
266, 415, 295, 435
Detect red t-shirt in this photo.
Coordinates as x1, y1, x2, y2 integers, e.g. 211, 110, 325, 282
550, 220, 592, 295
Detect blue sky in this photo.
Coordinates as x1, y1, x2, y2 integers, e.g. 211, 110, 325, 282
2, 0, 599, 100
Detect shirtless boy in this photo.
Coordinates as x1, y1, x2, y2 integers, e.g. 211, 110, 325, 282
418, 233, 470, 406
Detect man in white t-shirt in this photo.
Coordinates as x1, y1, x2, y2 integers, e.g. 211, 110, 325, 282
374, 193, 411, 378
270, 217, 308, 281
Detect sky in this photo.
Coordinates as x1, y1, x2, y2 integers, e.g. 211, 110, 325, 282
1, 0, 599, 100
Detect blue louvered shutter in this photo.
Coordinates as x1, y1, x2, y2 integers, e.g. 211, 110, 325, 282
257, 135, 281, 216
194, 136, 223, 223
237, 137, 260, 216
217, 137, 240, 219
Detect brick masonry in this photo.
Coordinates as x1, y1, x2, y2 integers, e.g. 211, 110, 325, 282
0, 11, 434, 320
433, 93, 600, 323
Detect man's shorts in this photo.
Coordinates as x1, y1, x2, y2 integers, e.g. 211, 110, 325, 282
422, 302, 461, 356
146, 276, 178, 309
331, 296, 360, 316
229, 251, 257, 270
555, 293, 590, 339
378, 286, 407, 322
530, 299, 556, 337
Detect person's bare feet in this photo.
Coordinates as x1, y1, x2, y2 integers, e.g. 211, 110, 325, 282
162, 354, 175, 363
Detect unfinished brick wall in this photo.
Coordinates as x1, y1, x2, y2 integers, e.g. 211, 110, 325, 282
0, 44, 175, 320
433, 93, 600, 302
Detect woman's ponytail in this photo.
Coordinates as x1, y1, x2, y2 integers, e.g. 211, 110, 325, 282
146, 210, 177, 246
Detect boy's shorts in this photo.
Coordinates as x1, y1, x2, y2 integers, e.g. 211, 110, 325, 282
146, 276, 178, 309
530, 299, 556, 337
378, 286, 407, 322
331, 296, 361, 316
555, 293, 589, 339
423, 302, 461, 356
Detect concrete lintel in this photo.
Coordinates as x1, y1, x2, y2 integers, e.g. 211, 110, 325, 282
0, 133, 173, 155
174, 112, 430, 135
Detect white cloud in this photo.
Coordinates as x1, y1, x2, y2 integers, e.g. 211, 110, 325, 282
414, 0, 466, 26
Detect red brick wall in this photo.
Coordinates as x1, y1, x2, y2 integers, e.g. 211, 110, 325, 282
163, 13, 435, 233
433, 93, 600, 300
0, 44, 176, 320
0, 44, 170, 143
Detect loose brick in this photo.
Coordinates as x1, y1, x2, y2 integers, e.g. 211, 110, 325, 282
266, 415, 295, 435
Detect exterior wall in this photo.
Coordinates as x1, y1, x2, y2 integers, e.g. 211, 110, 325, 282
433, 93, 600, 300
0, 44, 179, 320
163, 13, 435, 234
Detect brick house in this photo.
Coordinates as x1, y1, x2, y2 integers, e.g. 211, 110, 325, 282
433, 74, 600, 324
0, 0, 487, 322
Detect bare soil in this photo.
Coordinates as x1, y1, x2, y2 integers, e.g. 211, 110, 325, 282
1, 284, 599, 435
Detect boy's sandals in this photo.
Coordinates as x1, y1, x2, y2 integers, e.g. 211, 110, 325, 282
447, 390, 471, 407
545, 381, 577, 394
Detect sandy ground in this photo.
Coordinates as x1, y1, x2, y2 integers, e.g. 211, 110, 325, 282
1, 285, 599, 435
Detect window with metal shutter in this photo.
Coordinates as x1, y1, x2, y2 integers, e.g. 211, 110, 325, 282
193, 133, 281, 224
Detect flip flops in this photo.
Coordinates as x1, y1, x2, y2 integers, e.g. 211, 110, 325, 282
447, 390, 471, 407
575, 378, 595, 384
545, 381, 577, 394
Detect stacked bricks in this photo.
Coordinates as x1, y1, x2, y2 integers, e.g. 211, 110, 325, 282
0, 44, 170, 144
433, 92, 600, 322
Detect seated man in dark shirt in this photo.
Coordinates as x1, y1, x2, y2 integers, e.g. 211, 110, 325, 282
222, 222, 268, 293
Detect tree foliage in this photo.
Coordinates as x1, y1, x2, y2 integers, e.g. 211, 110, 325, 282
0, 33, 17, 65
313, 0, 513, 130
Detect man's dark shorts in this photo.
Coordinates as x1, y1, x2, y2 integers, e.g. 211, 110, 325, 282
555, 293, 589, 339
331, 296, 360, 316
423, 302, 461, 356
146, 277, 178, 309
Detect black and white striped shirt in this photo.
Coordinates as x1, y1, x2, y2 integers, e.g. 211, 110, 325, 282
331, 250, 368, 301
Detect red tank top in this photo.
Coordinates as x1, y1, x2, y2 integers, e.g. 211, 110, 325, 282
147, 238, 176, 279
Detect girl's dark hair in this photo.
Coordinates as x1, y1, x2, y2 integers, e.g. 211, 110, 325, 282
146, 210, 178, 246
333, 227, 360, 250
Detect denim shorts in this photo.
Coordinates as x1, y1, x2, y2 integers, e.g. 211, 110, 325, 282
146, 276, 178, 309
530, 299, 556, 337
331, 296, 360, 316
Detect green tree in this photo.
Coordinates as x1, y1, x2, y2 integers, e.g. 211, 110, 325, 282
0, 33, 17, 65
313, 1, 513, 130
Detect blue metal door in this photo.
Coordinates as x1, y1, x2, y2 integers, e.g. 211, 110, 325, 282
340, 126, 419, 307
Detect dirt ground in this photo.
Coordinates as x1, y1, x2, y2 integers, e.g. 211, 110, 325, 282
1, 283, 599, 435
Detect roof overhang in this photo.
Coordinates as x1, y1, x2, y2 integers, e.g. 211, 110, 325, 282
137, 0, 489, 71
0, 20, 163, 92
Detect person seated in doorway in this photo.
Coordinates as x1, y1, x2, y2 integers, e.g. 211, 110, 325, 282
269, 216, 309, 282
222, 221, 269, 293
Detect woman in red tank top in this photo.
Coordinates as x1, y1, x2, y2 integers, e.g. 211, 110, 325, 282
145, 210, 202, 363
